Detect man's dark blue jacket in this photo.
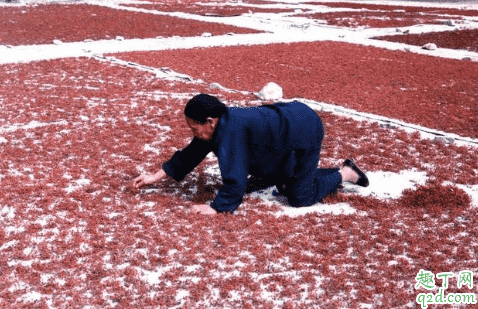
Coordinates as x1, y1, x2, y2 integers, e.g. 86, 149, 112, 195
163, 101, 324, 213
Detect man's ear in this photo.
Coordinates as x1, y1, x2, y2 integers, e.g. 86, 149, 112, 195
207, 117, 219, 128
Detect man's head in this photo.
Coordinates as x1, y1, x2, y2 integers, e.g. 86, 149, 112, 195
184, 94, 226, 140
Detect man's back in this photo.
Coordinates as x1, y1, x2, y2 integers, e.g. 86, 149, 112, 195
221, 101, 323, 152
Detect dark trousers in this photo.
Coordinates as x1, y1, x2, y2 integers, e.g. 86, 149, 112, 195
282, 146, 342, 207
247, 147, 342, 207
283, 167, 341, 207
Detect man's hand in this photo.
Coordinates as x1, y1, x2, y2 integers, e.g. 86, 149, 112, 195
191, 204, 217, 215
133, 174, 158, 188
133, 169, 168, 188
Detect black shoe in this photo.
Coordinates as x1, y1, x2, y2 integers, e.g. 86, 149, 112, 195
343, 159, 369, 187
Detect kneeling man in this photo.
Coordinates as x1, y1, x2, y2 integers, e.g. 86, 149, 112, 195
133, 94, 369, 214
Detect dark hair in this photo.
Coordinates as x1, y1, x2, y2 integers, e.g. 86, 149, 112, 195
184, 94, 227, 124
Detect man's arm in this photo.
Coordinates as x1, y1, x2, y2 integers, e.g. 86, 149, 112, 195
162, 137, 212, 182
133, 137, 212, 188
210, 120, 250, 213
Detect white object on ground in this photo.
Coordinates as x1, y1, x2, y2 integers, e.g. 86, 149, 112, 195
422, 43, 437, 50
256, 82, 283, 100
278, 203, 358, 217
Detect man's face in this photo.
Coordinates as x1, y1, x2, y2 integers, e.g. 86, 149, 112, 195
186, 117, 217, 141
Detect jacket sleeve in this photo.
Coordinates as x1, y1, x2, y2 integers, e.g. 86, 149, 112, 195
162, 137, 212, 182
211, 124, 249, 213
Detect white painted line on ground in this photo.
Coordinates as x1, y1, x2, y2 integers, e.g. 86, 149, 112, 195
1, 0, 478, 64
298, 99, 478, 147
0, 120, 68, 133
